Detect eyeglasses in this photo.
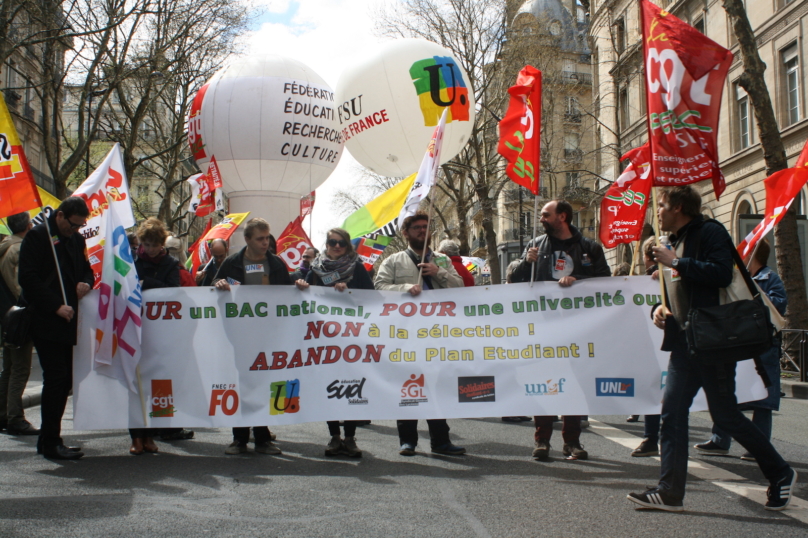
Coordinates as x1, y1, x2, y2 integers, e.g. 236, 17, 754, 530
408, 225, 429, 232
327, 239, 348, 248
68, 219, 85, 229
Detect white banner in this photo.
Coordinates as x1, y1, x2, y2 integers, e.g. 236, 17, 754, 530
73, 277, 766, 429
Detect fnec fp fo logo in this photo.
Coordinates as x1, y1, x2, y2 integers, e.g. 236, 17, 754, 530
270, 379, 301, 415
209, 384, 239, 415
400, 374, 428, 407
150, 379, 175, 418
596, 378, 635, 397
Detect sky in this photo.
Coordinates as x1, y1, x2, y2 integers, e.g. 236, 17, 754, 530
240, 0, 392, 244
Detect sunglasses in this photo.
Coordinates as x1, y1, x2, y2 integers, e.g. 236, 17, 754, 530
68, 219, 85, 229
327, 239, 348, 248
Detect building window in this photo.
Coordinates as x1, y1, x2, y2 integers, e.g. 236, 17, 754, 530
783, 44, 800, 126
614, 17, 626, 54
693, 16, 705, 34
566, 171, 580, 187
736, 83, 751, 149
618, 87, 629, 131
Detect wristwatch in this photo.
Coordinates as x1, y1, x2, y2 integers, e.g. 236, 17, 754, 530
671, 258, 680, 268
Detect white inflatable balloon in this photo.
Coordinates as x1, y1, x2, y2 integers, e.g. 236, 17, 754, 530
335, 39, 475, 178
188, 55, 343, 196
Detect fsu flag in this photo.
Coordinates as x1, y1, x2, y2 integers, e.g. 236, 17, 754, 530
204, 212, 250, 242
187, 219, 213, 278
641, 0, 733, 198
498, 66, 542, 195
300, 191, 316, 218
737, 139, 808, 258
276, 216, 314, 271
600, 144, 653, 248
187, 156, 224, 217
0, 93, 42, 217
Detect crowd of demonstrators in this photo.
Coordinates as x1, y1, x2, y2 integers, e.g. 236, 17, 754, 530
214, 218, 289, 455
290, 247, 318, 282
0, 212, 37, 436
437, 239, 475, 287
628, 185, 796, 512
295, 228, 374, 457
196, 238, 229, 286
512, 200, 611, 461
695, 238, 787, 461
375, 212, 466, 457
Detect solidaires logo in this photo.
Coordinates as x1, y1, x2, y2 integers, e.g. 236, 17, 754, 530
596, 378, 634, 397
458, 376, 495, 403
525, 378, 565, 396
270, 379, 301, 415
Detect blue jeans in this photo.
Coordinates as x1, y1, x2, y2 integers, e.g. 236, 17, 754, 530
709, 409, 772, 450
644, 415, 661, 444
659, 341, 790, 500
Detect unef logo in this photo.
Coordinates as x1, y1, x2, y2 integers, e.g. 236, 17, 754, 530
596, 378, 635, 397
400, 374, 428, 407
525, 378, 565, 396
409, 56, 470, 126
150, 379, 174, 418
270, 379, 301, 415
209, 384, 239, 415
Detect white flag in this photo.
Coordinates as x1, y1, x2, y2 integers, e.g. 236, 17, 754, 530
396, 108, 449, 228
92, 198, 143, 393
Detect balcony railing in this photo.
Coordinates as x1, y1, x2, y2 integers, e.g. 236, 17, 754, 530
561, 71, 592, 85
471, 237, 487, 250
564, 112, 582, 123
564, 148, 583, 162
3, 90, 21, 110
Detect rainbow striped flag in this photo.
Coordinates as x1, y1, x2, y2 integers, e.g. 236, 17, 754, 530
342, 173, 417, 239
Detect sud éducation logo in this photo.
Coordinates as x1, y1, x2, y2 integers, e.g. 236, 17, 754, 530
458, 376, 495, 403
150, 379, 175, 418
596, 378, 635, 397
525, 378, 565, 396
400, 374, 428, 407
270, 379, 301, 415
327, 378, 368, 405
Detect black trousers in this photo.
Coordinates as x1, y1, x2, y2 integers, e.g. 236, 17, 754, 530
327, 420, 357, 438
233, 426, 271, 444
397, 419, 450, 448
33, 337, 74, 450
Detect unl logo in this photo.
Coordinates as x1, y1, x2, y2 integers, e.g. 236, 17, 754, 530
409, 56, 470, 126
150, 379, 174, 418
209, 384, 239, 415
400, 374, 428, 407
270, 379, 301, 415
596, 378, 635, 397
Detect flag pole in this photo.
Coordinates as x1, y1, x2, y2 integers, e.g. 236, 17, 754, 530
629, 238, 641, 275
529, 182, 540, 288
650, 187, 667, 310
417, 182, 439, 289
43, 213, 69, 305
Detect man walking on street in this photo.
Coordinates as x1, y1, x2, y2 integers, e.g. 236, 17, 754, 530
512, 200, 610, 461
0, 212, 38, 435
627, 186, 797, 512
375, 212, 466, 456
19, 198, 93, 460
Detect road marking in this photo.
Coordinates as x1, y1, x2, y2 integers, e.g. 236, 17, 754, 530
588, 419, 808, 523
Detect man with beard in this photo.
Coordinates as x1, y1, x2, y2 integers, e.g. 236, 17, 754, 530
290, 247, 318, 282
196, 238, 229, 286
511, 200, 610, 461
375, 212, 465, 456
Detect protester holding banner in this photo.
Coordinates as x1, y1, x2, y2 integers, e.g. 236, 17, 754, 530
375, 212, 465, 456
214, 218, 290, 455
295, 228, 373, 457
196, 238, 229, 287
290, 247, 317, 283
513, 200, 610, 461
628, 186, 796, 512
19, 197, 93, 460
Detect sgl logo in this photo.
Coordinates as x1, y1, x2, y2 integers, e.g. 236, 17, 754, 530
400, 374, 428, 407
596, 378, 635, 397
327, 378, 368, 405
409, 56, 470, 126
150, 379, 175, 418
209, 384, 239, 415
270, 379, 301, 415
525, 378, 565, 396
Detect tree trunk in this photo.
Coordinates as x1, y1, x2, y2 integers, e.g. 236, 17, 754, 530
724, 0, 808, 330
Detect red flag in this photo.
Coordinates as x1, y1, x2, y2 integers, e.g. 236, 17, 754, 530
187, 219, 213, 278
188, 83, 210, 162
0, 93, 43, 217
300, 191, 316, 218
187, 156, 224, 217
737, 139, 808, 258
600, 144, 653, 248
498, 66, 542, 195
640, 0, 733, 199
276, 216, 313, 271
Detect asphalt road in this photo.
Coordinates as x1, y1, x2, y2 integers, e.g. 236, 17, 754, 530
1, 398, 807, 537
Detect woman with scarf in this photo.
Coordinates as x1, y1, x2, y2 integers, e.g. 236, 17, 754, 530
295, 228, 373, 457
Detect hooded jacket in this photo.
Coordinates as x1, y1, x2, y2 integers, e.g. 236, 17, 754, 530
511, 224, 610, 283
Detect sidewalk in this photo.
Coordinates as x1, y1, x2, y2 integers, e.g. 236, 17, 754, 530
781, 376, 808, 400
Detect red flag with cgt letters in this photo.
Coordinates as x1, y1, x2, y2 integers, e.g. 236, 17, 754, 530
498, 66, 542, 195
600, 144, 653, 248
276, 216, 314, 271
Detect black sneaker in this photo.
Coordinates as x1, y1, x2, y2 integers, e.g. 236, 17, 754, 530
160, 429, 195, 441
766, 468, 797, 511
631, 438, 659, 457
694, 440, 729, 455
431, 443, 466, 456
627, 488, 684, 512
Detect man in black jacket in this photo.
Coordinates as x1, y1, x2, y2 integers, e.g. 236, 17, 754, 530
19, 197, 93, 460
512, 200, 610, 461
214, 218, 290, 455
196, 238, 228, 286
627, 186, 796, 512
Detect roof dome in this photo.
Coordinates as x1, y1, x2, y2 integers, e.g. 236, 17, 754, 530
514, 0, 589, 54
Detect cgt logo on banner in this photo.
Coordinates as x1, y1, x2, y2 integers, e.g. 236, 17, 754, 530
150, 380, 175, 418
525, 378, 566, 396
409, 56, 470, 126
596, 378, 635, 397
400, 374, 428, 407
458, 376, 496, 403
209, 384, 239, 415
327, 378, 368, 405
270, 379, 301, 415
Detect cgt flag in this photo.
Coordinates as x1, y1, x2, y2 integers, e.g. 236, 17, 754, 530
204, 212, 250, 243
498, 65, 542, 195
187, 219, 213, 278
300, 191, 316, 218
640, 0, 733, 199
187, 156, 224, 217
737, 139, 808, 258
599, 144, 653, 248
0, 92, 42, 217
276, 216, 314, 271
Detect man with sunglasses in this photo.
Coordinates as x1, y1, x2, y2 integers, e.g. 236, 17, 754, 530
214, 217, 290, 455
18, 197, 94, 460
375, 212, 465, 456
